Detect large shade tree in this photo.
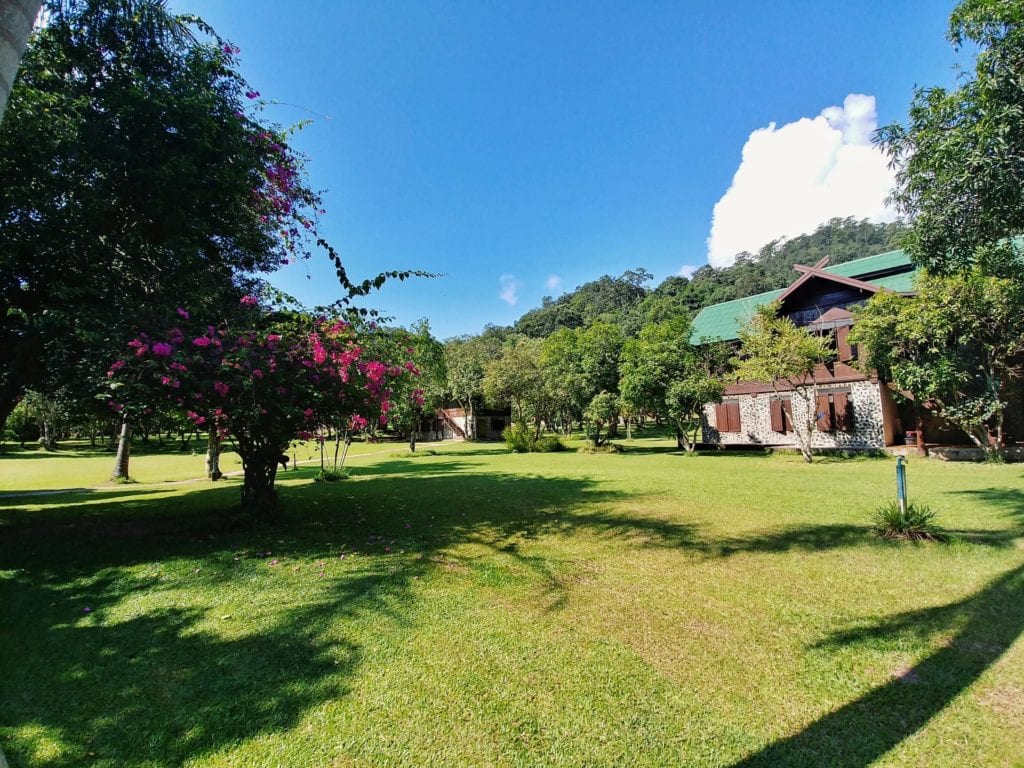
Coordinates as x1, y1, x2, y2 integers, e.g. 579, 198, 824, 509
0, 0, 321, 432
619, 317, 730, 452
110, 297, 416, 516
877, 0, 1024, 276
851, 271, 1024, 457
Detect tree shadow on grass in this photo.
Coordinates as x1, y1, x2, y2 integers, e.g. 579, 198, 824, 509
3, 463, 1022, 766
728, 563, 1024, 768
950, 485, 1024, 522
0, 467, 704, 767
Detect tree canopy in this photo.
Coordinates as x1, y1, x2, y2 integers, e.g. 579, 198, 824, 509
877, 0, 1024, 276
0, 0, 320, 428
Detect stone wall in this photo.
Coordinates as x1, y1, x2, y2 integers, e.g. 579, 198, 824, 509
702, 380, 888, 450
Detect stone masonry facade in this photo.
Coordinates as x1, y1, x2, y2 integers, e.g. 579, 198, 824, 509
701, 380, 887, 450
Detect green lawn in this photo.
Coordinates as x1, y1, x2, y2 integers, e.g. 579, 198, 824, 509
1, 439, 1022, 767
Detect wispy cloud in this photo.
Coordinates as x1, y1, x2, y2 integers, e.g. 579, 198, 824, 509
499, 274, 523, 306
677, 264, 698, 279
545, 274, 562, 291
707, 93, 898, 268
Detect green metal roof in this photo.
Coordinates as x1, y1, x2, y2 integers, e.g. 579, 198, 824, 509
689, 288, 784, 344
823, 248, 911, 277
690, 249, 916, 343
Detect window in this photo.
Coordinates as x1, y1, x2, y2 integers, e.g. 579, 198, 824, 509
836, 325, 856, 362
770, 398, 793, 433
715, 401, 741, 433
816, 391, 854, 432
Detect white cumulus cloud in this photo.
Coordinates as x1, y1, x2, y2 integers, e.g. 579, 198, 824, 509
706, 93, 899, 268
499, 274, 523, 306
677, 264, 699, 279
545, 274, 563, 291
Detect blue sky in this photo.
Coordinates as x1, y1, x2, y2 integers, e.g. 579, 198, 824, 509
175, 1, 963, 339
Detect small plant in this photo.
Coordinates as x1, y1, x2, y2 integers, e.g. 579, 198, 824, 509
872, 501, 943, 541
579, 442, 623, 454
502, 425, 566, 453
314, 467, 350, 483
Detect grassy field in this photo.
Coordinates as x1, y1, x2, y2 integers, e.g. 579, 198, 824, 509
1, 438, 1022, 767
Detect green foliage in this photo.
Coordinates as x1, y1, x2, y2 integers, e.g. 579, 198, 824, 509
619, 317, 730, 451
872, 502, 943, 541
735, 303, 834, 462
583, 391, 620, 447
0, 0, 322, 431
483, 337, 551, 433
502, 424, 565, 453
851, 270, 1024, 454
314, 467, 350, 482
876, 0, 1024, 276
515, 268, 652, 337
577, 442, 624, 454
509, 220, 905, 342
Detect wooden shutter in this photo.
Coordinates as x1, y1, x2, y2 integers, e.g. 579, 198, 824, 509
770, 399, 783, 432
834, 392, 853, 432
782, 399, 793, 432
726, 402, 741, 433
715, 404, 728, 432
816, 393, 833, 431
836, 326, 854, 362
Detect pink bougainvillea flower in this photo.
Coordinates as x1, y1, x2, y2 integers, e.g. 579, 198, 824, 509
245, 90, 260, 99
152, 342, 173, 357
192, 336, 211, 348
176, 307, 190, 320
240, 295, 259, 306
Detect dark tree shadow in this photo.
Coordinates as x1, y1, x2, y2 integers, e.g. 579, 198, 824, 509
3, 459, 1022, 766
0, 467, 701, 766
728, 563, 1024, 768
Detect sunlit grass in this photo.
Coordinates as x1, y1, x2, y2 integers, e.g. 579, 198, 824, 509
1, 437, 1022, 766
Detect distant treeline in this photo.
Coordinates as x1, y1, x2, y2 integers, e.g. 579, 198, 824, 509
509, 217, 907, 339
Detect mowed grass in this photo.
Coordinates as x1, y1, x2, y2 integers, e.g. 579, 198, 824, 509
1, 438, 1023, 767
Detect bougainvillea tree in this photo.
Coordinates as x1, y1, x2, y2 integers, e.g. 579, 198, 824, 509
0, 0, 324, 435
109, 298, 417, 515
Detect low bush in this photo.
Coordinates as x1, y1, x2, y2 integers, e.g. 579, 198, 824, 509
578, 443, 623, 454
872, 501, 943, 541
503, 425, 566, 453
314, 467, 350, 483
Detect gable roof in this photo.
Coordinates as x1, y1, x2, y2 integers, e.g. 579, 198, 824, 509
689, 248, 915, 343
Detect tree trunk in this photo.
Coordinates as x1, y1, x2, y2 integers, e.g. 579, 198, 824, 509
39, 417, 55, 450
111, 415, 132, 480
409, 429, 416, 452
914, 409, 928, 458
240, 452, 279, 518
0, 0, 41, 122
205, 430, 222, 480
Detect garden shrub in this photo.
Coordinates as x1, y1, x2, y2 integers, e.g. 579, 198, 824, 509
503, 425, 566, 453
872, 501, 943, 540
314, 467, 350, 482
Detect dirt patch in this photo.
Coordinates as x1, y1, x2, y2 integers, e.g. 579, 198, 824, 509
977, 685, 1024, 718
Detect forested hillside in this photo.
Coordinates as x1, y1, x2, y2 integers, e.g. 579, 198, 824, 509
512, 217, 907, 338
